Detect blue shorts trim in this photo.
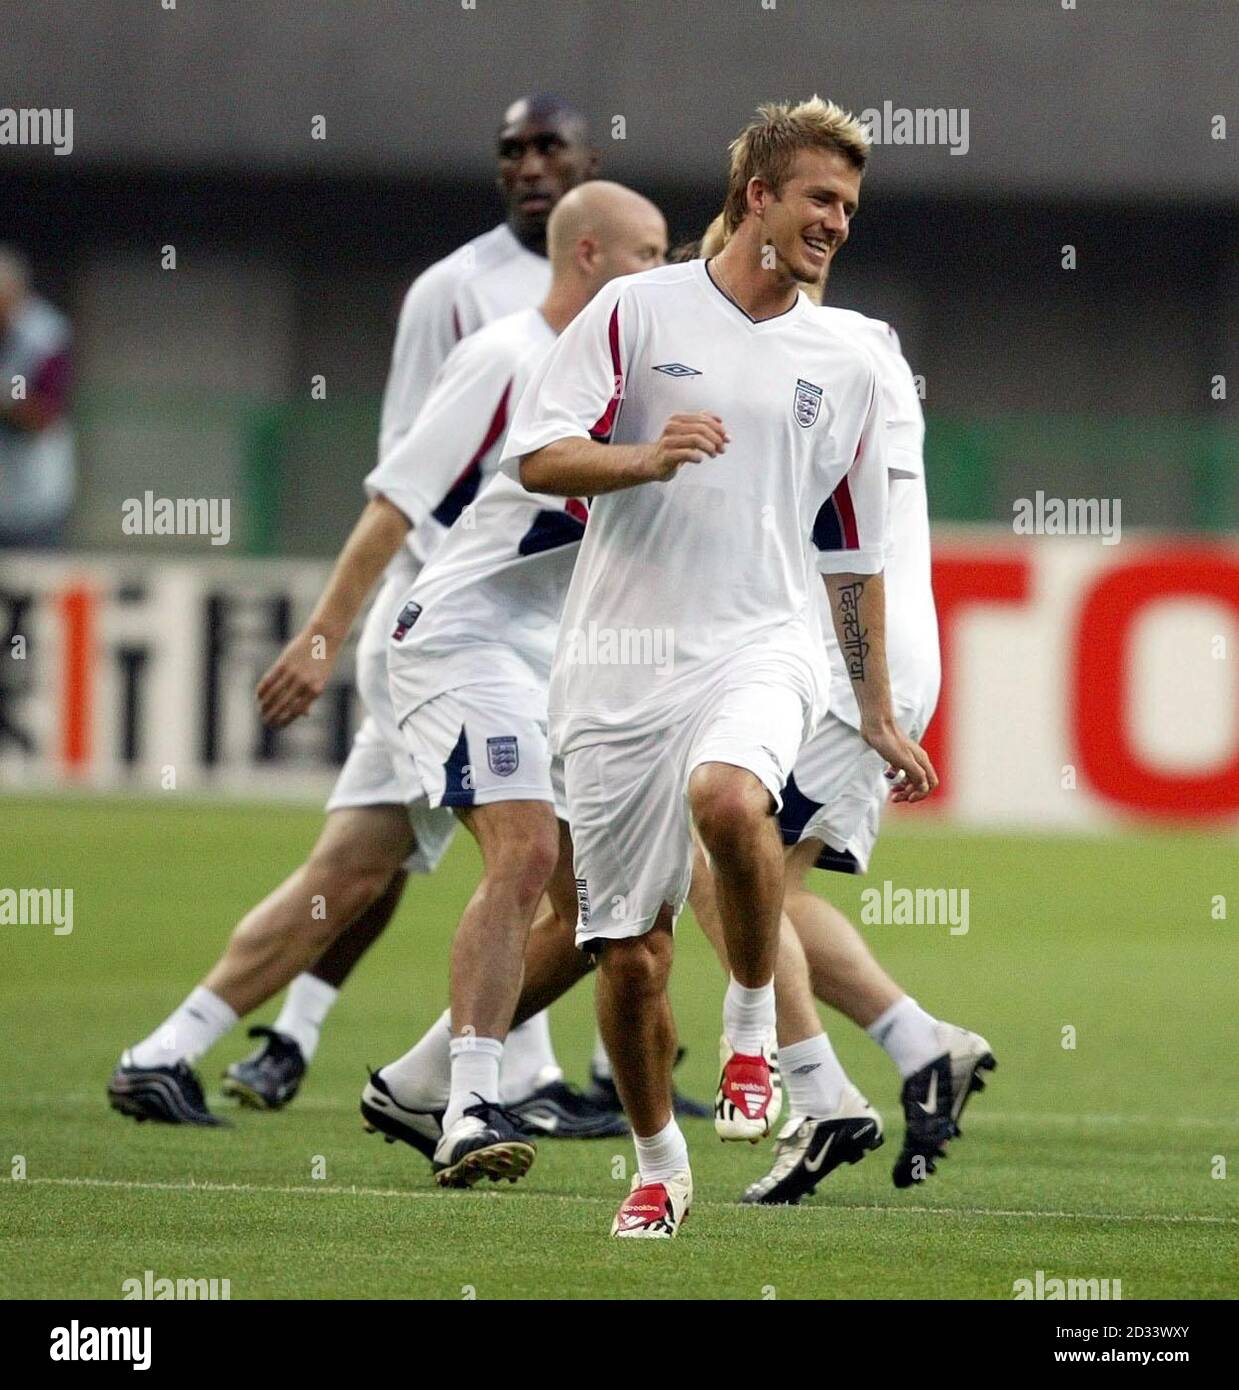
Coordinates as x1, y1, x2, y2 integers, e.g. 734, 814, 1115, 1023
440, 724, 475, 807
778, 772, 860, 874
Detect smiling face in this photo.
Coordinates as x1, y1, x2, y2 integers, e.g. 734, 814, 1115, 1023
754, 146, 861, 287
496, 102, 598, 251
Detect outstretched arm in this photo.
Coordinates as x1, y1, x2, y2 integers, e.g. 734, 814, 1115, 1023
257, 494, 410, 728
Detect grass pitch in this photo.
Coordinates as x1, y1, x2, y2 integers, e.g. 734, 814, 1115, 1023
1, 796, 1235, 1300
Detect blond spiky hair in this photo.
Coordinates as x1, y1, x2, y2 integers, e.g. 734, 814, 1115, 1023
722, 97, 869, 236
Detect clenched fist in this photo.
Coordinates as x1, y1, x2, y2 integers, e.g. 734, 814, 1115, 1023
636, 412, 730, 482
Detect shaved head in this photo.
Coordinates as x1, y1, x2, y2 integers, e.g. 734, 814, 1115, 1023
547, 181, 664, 269
537, 182, 666, 329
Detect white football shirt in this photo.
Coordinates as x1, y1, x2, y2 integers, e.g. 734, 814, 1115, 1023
378, 224, 551, 465
818, 309, 940, 732
502, 259, 889, 753
387, 469, 589, 718
366, 307, 555, 587
355, 227, 550, 709
380, 309, 587, 717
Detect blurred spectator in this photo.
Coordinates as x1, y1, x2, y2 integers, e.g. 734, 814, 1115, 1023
0, 247, 74, 547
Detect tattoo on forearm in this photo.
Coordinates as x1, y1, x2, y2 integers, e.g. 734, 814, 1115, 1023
837, 581, 870, 682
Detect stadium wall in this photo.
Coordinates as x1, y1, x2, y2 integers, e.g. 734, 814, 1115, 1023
4, 0, 1237, 200
1, 533, 1235, 829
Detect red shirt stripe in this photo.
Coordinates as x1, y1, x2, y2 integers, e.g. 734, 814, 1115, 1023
453, 379, 512, 487
830, 475, 861, 550
588, 303, 624, 441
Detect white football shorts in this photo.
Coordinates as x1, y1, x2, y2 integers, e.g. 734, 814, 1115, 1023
397, 678, 567, 817
778, 701, 925, 875
325, 576, 456, 875
565, 678, 809, 948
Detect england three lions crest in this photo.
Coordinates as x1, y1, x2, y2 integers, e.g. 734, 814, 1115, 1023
486, 735, 519, 777
793, 378, 823, 428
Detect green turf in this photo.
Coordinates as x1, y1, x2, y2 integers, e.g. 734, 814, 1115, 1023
1, 795, 1235, 1299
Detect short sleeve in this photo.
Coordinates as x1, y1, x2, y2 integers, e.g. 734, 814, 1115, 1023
813, 369, 889, 576
365, 332, 515, 532
877, 342, 925, 481
499, 279, 634, 480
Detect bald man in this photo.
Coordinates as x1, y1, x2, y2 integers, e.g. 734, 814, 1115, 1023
108, 97, 602, 1129
359, 183, 668, 1186
215, 95, 599, 1118
108, 182, 664, 1135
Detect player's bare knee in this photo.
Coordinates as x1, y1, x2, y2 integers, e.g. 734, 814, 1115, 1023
306, 844, 398, 915
693, 793, 767, 863
527, 826, 562, 887
486, 831, 559, 910
599, 930, 673, 998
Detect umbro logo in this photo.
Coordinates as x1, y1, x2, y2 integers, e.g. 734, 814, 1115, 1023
652, 362, 702, 377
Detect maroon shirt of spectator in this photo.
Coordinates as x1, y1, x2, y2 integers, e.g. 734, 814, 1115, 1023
0, 247, 74, 546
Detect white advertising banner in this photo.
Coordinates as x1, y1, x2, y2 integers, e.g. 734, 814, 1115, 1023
1, 532, 1236, 827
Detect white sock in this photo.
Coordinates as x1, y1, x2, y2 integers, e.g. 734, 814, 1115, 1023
271, 973, 339, 1063
723, 977, 775, 1056
128, 986, 237, 1068
779, 1031, 848, 1119
867, 995, 944, 1078
499, 1011, 563, 1104
444, 1034, 504, 1132
591, 1030, 613, 1081
380, 1009, 452, 1110
633, 1117, 689, 1184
